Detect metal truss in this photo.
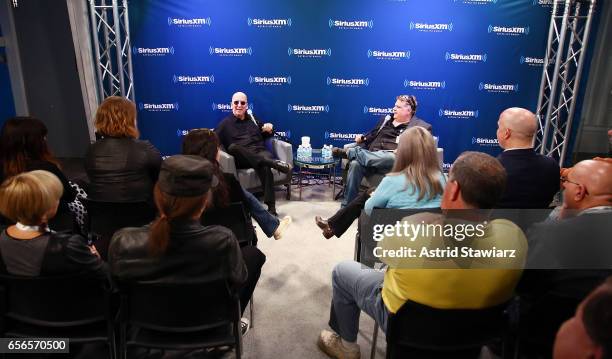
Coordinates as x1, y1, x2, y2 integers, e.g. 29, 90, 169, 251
88, 0, 134, 101
535, 0, 596, 165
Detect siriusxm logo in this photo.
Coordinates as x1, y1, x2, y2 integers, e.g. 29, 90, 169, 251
209, 47, 252, 56
479, 82, 519, 93
409, 22, 453, 32
325, 132, 362, 141
173, 74, 214, 85
520, 56, 545, 66
138, 102, 179, 112
363, 106, 393, 115
488, 25, 530, 35
445, 52, 487, 63
288, 48, 332, 58
439, 109, 479, 119
275, 130, 291, 139
249, 75, 291, 86
132, 46, 174, 56
167, 17, 211, 27
533, 0, 553, 6
404, 80, 446, 90
176, 129, 189, 137
453, 0, 497, 4
247, 18, 292, 28
442, 162, 452, 171
287, 104, 330, 114
326, 77, 370, 88
211, 102, 253, 112
329, 19, 373, 29
472, 137, 499, 146
367, 49, 410, 61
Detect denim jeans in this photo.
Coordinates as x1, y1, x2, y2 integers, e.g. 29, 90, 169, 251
342, 147, 395, 207
328, 260, 389, 342
242, 188, 279, 237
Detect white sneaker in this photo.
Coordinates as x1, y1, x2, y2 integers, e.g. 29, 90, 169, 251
273, 216, 292, 240
317, 330, 360, 359
240, 317, 250, 336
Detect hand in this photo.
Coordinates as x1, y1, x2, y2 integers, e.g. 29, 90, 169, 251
355, 135, 364, 144
89, 245, 101, 258
262, 123, 273, 133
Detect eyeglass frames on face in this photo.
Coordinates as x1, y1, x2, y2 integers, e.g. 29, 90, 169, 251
233, 100, 247, 106
560, 176, 580, 186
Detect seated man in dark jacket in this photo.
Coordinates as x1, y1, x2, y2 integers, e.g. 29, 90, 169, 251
108, 155, 266, 321
495, 107, 560, 209
518, 159, 612, 355
333, 95, 432, 207
215, 91, 291, 216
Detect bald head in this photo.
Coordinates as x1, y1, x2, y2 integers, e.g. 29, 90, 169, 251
563, 160, 612, 210
231, 92, 248, 119
497, 107, 537, 149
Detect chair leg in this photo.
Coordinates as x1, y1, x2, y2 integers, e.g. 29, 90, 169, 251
250, 297, 254, 328
370, 323, 379, 359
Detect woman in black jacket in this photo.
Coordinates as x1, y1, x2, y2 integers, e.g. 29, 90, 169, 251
85, 96, 161, 203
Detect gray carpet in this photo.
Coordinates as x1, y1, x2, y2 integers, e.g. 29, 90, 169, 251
240, 184, 387, 359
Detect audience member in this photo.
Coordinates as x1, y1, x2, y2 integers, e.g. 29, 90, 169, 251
0, 117, 77, 214
553, 276, 612, 359
518, 159, 612, 354
85, 96, 161, 203
108, 155, 266, 326
182, 129, 291, 240
333, 95, 432, 207
317, 152, 526, 359
315, 126, 444, 239
215, 91, 291, 216
0, 171, 107, 279
495, 107, 560, 208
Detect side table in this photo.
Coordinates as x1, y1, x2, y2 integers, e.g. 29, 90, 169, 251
293, 149, 340, 200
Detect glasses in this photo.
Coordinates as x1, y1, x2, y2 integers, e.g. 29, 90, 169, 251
189, 128, 213, 134
560, 176, 580, 186
233, 100, 247, 106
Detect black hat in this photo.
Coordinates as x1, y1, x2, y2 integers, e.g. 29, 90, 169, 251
158, 155, 218, 197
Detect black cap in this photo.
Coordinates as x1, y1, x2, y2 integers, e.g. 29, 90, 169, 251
158, 155, 218, 197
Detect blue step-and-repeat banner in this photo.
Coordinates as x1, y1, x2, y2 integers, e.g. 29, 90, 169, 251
128, 0, 552, 168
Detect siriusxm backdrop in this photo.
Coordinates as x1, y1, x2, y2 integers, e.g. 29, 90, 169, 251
128, 0, 553, 168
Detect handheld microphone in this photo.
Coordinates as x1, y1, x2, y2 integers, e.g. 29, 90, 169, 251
247, 108, 255, 122
385, 114, 391, 121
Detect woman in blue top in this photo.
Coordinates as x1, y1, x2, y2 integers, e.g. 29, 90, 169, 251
316, 126, 445, 238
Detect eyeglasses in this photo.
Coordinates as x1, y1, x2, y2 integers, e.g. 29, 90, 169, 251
189, 128, 214, 134
560, 176, 580, 186
233, 100, 247, 106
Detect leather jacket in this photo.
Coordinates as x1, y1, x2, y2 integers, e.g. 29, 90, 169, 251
0, 230, 108, 281
84, 137, 161, 203
108, 220, 247, 287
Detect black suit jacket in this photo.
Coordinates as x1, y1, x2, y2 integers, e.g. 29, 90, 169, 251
496, 148, 560, 209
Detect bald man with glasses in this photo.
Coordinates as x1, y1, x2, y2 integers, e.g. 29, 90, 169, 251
215, 92, 291, 216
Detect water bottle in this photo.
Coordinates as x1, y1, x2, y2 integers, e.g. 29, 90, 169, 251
297, 145, 304, 160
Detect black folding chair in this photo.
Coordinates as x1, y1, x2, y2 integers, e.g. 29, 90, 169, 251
379, 300, 510, 359
117, 279, 242, 359
0, 273, 116, 359
202, 201, 257, 247
83, 199, 156, 261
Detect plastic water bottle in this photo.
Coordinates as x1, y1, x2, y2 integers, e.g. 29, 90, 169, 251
297, 145, 305, 160
322, 145, 331, 159
304, 144, 312, 158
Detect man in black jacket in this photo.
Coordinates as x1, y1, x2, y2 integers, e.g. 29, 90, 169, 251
215, 92, 291, 216
495, 107, 560, 209
333, 95, 432, 207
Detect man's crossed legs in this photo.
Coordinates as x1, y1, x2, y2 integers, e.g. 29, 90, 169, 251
342, 146, 395, 207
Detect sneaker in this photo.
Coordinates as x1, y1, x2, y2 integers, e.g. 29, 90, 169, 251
332, 147, 348, 159
317, 330, 360, 359
240, 318, 250, 336
273, 216, 292, 240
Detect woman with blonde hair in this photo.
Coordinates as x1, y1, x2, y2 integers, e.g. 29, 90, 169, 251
85, 96, 161, 203
0, 171, 106, 278
315, 126, 445, 238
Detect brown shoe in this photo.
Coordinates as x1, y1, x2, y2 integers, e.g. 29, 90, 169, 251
331, 147, 348, 159
315, 216, 335, 239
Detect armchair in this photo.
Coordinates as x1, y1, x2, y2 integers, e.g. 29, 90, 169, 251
219, 138, 293, 200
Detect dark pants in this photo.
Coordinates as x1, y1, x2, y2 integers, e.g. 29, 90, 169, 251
227, 144, 276, 206
328, 191, 371, 237
239, 245, 266, 314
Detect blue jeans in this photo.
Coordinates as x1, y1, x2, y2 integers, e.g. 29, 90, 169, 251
242, 188, 279, 237
342, 147, 395, 207
328, 261, 389, 342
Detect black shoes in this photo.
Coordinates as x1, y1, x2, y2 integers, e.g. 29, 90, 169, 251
315, 216, 335, 239
332, 147, 348, 159
269, 160, 292, 174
